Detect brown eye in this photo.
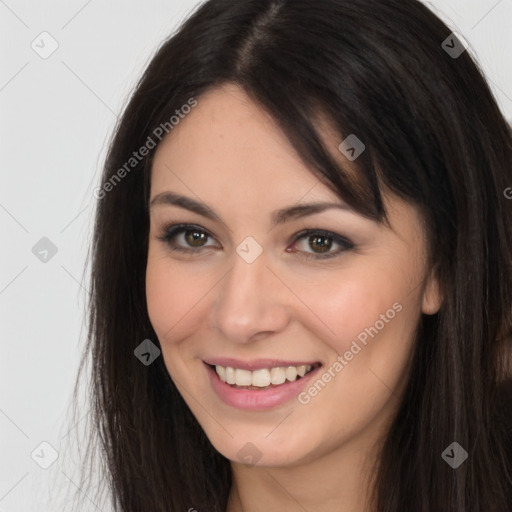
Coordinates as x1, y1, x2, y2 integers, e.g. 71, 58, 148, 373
289, 229, 354, 260
184, 230, 208, 247
157, 224, 354, 261
308, 234, 333, 253
157, 224, 217, 253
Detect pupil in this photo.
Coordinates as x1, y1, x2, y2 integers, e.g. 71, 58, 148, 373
186, 230, 206, 247
310, 235, 331, 253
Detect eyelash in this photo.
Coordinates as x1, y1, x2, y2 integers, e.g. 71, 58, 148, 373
156, 223, 355, 261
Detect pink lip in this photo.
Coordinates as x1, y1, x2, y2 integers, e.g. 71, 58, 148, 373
205, 362, 322, 411
204, 357, 321, 371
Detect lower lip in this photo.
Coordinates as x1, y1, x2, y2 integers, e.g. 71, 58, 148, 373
205, 363, 322, 411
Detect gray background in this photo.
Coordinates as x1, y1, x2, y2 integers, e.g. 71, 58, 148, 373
1, 0, 511, 510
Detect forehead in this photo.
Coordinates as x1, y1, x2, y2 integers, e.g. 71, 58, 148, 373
150, 83, 352, 205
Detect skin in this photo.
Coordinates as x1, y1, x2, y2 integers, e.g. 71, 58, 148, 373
146, 83, 443, 512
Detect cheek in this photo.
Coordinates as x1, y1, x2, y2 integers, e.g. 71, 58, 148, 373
146, 259, 200, 380
145, 254, 208, 348
289, 265, 413, 355
288, 270, 419, 435
290, 263, 421, 410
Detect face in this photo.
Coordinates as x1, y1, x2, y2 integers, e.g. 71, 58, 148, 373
146, 83, 442, 468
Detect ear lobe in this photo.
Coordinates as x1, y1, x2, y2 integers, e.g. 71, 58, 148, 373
421, 269, 443, 315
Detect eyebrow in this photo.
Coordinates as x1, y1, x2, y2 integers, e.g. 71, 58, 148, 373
150, 191, 354, 228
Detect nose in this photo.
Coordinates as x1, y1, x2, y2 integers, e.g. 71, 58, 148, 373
210, 248, 291, 344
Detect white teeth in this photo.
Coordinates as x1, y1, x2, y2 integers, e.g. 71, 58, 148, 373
214, 364, 314, 387
252, 369, 271, 387
285, 367, 297, 381
215, 365, 226, 381
235, 369, 252, 386
225, 366, 236, 385
270, 367, 286, 385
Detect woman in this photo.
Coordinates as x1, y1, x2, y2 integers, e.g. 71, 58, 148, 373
75, 0, 512, 510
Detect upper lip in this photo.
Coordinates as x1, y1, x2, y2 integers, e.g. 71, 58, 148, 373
204, 358, 322, 371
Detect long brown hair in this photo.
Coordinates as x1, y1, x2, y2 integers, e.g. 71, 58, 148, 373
72, 0, 512, 510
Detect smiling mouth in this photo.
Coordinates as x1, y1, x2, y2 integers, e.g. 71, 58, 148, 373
207, 363, 322, 390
